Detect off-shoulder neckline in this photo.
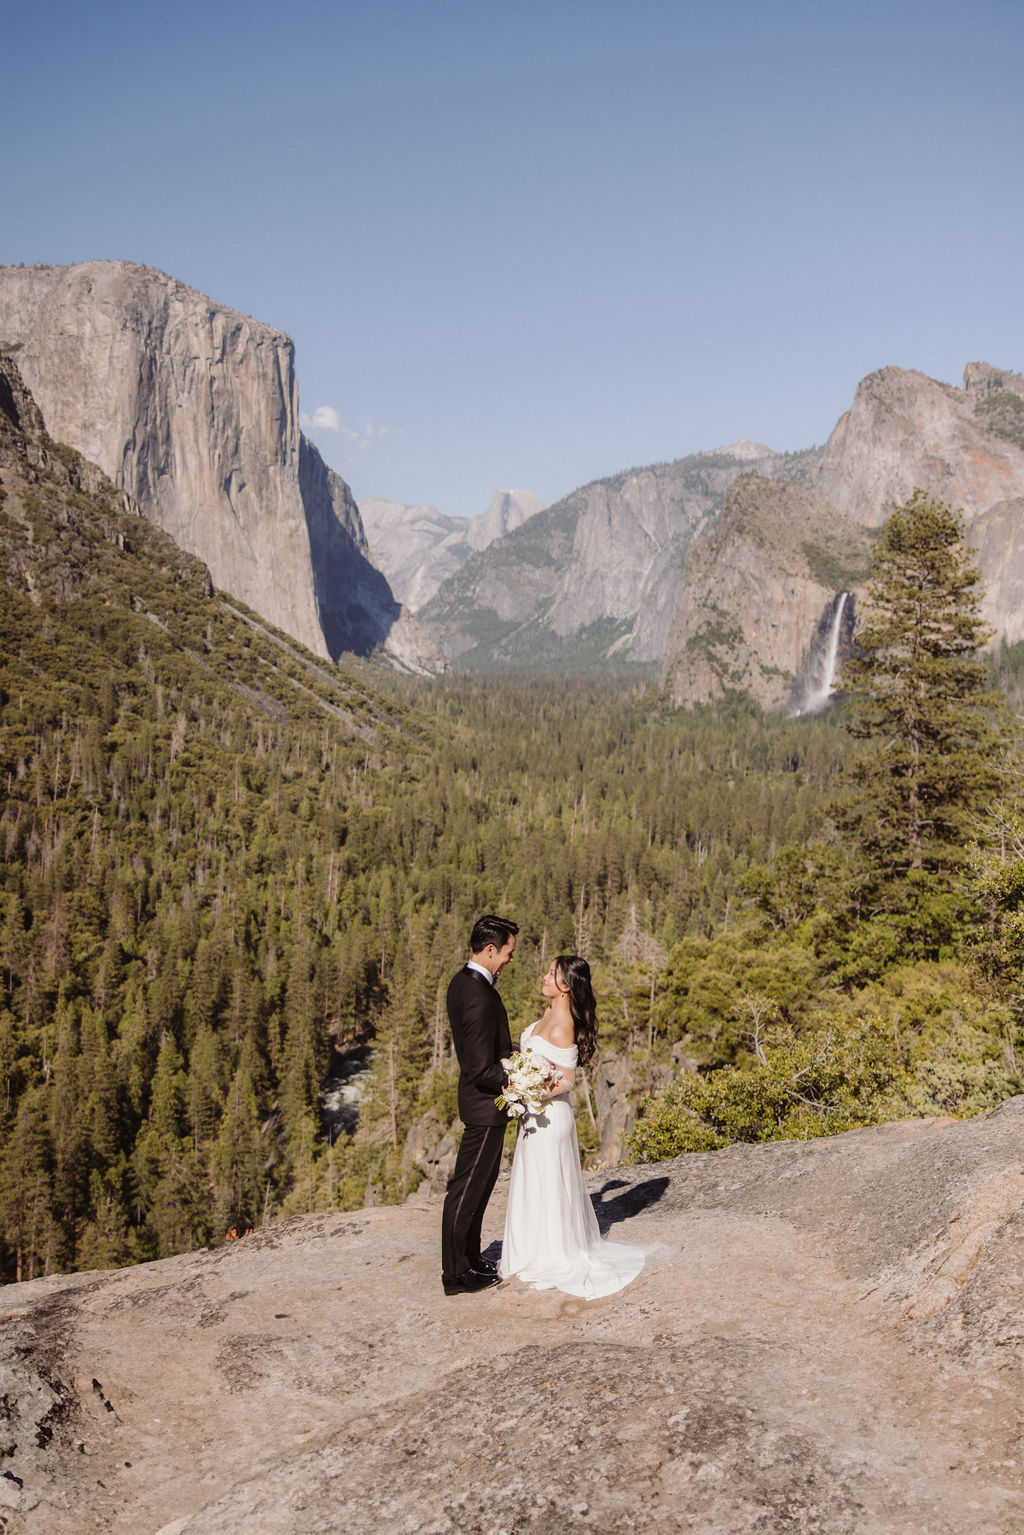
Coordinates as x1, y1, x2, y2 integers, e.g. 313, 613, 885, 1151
524, 1017, 574, 1050
522, 1021, 577, 1062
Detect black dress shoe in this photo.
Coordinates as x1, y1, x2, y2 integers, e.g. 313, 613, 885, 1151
442, 1269, 502, 1296
471, 1257, 499, 1276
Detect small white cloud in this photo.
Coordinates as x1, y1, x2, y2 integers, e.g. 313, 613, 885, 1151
300, 405, 342, 434
300, 408, 399, 463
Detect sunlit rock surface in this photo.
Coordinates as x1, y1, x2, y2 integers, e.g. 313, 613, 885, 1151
0, 262, 433, 667
663, 475, 873, 709
4, 1102, 1024, 1533
663, 363, 1024, 705
417, 445, 819, 670
810, 363, 1024, 530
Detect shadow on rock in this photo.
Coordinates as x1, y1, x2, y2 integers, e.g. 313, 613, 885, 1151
480, 1175, 669, 1264
592, 1176, 669, 1230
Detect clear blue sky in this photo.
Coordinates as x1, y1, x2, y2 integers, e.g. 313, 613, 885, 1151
4, 0, 1022, 520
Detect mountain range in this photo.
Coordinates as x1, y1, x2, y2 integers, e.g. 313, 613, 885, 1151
660, 360, 1024, 711
414, 441, 822, 675
3, 261, 1023, 709
412, 363, 1024, 703
358, 488, 546, 609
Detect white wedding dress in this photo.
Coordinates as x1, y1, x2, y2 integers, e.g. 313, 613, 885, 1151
500, 1023, 667, 1299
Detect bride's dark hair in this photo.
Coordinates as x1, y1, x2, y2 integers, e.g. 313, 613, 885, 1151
555, 955, 597, 1066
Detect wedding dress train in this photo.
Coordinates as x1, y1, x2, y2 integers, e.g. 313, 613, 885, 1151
500, 1023, 668, 1299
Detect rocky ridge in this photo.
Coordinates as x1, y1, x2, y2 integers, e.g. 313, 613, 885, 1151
404, 360, 1024, 700
0, 350, 423, 747
0, 262, 440, 673
809, 363, 1024, 530
0, 350, 209, 612
359, 488, 546, 610
416, 444, 821, 671
663, 475, 875, 711
3, 1101, 1024, 1533
661, 362, 1024, 707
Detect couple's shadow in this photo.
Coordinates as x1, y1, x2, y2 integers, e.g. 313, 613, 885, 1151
483, 1175, 669, 1262
590, 1175, 669, 1234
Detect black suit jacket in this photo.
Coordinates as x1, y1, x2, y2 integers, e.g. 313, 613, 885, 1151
447, 965, 513, 1127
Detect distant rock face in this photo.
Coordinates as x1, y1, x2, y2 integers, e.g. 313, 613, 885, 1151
360, 487, 546, 610
809, 364, 1024, 528
0, 346, 46, 438
465, 487, 546, 552
0, 349, 212, 612
358, 498, 467, 610
963, 361, 1024, 402
663, 475, 874, 710
401, 360, 1024, 695
0, 261, 434, 668
417, 446, 821, 669
663, 363, 1024, 706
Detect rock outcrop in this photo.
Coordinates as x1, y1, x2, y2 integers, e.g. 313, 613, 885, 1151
810, 364, 1024, 528
0, 351, 434, 749
4, 1101, 1024, 1533
0, 350, 178, 608
663, 363, 1024, 706
358, 497, 467, 609
359, 487, 546, 610
663, 475, 874, 709
0, 262, 436, 668
465, 487, 547, 551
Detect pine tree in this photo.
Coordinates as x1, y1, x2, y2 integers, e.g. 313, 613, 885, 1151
830, 490, 1005, 962
212, 1063, 262, 1231
0, 1086, 63, 1280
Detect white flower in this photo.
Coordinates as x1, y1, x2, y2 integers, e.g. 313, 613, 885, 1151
495, 1049, 561, 1118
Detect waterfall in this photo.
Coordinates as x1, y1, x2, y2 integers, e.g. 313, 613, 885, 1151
789, 592, 850, 716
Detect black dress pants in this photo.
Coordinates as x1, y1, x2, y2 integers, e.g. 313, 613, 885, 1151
441, 1122, 506, 1279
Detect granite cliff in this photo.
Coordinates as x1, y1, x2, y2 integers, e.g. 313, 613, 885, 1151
664, 475, 873, 711
662, 362, 1024, 707
405, 359, 1024, 699
0, 262, 439, 672
359, 487, 546, 610
810, 362, 1024, 529
416, 443, 820, 671
4, 1101, 1024, 1533
0, 349, 424, 747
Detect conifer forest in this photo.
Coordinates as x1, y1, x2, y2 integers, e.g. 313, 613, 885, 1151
4, 451, 1024, 1282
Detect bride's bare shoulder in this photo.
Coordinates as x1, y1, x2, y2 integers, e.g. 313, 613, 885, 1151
546, 1009, 574, 1047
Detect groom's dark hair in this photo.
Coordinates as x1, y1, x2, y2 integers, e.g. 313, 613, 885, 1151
469, 914, 519, 954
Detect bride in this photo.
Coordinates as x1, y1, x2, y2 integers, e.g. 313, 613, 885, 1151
500, 954, 667, 1299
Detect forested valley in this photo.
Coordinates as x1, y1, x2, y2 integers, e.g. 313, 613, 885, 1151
4, 409, 1024, 1284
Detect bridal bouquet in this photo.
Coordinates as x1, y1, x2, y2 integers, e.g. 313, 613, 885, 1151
495, 1050, 562, 1118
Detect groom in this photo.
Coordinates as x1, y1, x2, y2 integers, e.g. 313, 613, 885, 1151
440, 914, 518, 1295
